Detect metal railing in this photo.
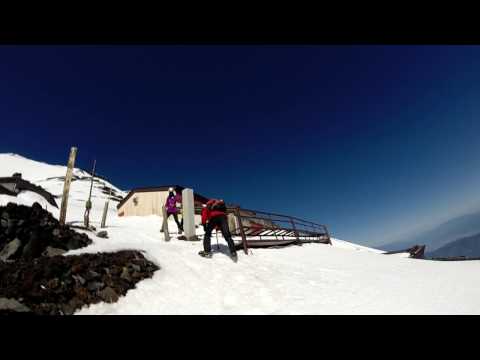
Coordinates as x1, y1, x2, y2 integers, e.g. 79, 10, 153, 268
195, 206, 331, 254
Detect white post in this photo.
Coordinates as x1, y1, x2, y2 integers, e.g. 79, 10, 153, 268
182, 188, 198, 241
161, 204, 170, 241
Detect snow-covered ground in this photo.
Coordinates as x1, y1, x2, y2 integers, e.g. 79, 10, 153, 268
2, 153, 480, 314
0, 153, 125, 226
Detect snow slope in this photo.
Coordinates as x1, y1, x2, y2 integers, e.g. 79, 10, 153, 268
0, 153, 126, 225
2, 153, 480, 314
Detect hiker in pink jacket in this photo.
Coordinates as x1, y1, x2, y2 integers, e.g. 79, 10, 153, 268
165, 187, 183, 233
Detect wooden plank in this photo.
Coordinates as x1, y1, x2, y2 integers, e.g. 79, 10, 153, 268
59, 147, 77, 226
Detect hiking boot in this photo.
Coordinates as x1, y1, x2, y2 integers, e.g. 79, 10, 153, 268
230, 252, 238, 263
198, 250, 212, 258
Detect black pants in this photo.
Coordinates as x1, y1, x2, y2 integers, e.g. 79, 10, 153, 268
204, 215, 236, 254
167, 212, 183, 231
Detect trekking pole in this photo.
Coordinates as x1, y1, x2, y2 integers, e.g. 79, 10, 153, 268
215, 229, 219, 250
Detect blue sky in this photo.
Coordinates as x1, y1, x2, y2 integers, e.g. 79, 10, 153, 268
1, 45, 480, 246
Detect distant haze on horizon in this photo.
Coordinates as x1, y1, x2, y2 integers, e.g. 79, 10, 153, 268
2, 45, 480, 247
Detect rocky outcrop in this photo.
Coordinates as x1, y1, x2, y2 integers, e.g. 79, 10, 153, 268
0, 297, 32, 314
0, 250, 159, 315
0, 175, 58, 208
96, 231, 108, 239
0, 202, 92, 261
0, 202, 160, 315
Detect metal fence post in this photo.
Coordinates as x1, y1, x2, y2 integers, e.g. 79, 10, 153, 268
324, 225, 332, 245
235, 207, 249, 255
290, 217, 300, 243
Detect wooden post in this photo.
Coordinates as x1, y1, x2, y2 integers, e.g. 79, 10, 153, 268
59, 147, 77, 226
100, 188, 112, 228
84, 159, 96, 228
161, 204, 170, 241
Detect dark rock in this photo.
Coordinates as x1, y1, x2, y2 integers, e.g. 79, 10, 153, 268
0, 250, 159, 315
120, 267, 131, 281
6, 203, 16, 211
65, 298, 84, 314
86, 270, 101, 280
66, 237, 80, 250
98, 287, 119, 303
22, 236, 45, 259
61, 303, 75, 315
97, 231, 108, 239
0, 202, 92, 260
74, 287, 91, 302
42, 247, 67, 257
0, 238, 21, 261
71, 263, 85, 274
46, 278, 60, 289
72, 275, 86, 285
130, 264, 141, 272
87, 281, 105, 292
131, 271, 143, 279
0, 298, 31, 313
5, 222, 16, 237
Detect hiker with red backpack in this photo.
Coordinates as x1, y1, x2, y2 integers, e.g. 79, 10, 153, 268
200, 199, 238, 262
165, 187, 183, 234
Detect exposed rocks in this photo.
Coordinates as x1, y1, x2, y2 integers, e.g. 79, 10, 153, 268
0, 238, 21, 261
42, 247, 67, 257
0, 202, 92, 261
384, 244, 426, 259
0, 250, 159, 315
97, 231, 108, 239
0, 175, 58, 208
0, 297, 32, 314
99, 287, 119, 303
0, 202, 159, 315
131, 264, 141, 272
87, 281, 104, 291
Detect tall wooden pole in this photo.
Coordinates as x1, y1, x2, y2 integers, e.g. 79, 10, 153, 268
84, 159, 96, 228
59, 147, 77, 226
161, 204, 170, 241
100, 188, 112, 228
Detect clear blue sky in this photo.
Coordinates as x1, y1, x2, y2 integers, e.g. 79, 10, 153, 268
1, 45, 480, 246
